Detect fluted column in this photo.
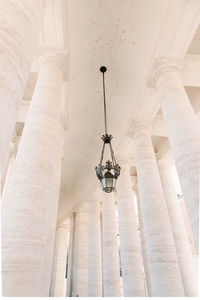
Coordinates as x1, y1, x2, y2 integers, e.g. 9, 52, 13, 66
102, 191, 121, 297
72, 203, 89, 297
0, 0, 45, 170
116, 158, 145, 296
152, 57, 200, 248
88, 190, 102, 296
2, 52, 67, 297
128, 121, 184, 296
132, 175, 151, 296
66, 213, 76, 297
53, 222, 70, 297
157, 159, 198, 296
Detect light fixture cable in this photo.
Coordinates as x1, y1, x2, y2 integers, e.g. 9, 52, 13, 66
100, 66, 108, 135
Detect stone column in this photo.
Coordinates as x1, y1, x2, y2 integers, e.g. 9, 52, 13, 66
66, 213, 76, 297
102, 191, 121, 297
116, 158, 145, 296
53, 222, 70, 297
128, 121, 184, 296
2, 52, 67, 297
132, 175, 151, 296
0, 0, 45, 170
40, 109, 68, 296
72, 202, 89, 297
179, 197, 197, 255
152, 57, 200, 249
1, 142, 17, 194
157, 159, 198, 296
88, 190, 102, 296
100, 210, 104, 296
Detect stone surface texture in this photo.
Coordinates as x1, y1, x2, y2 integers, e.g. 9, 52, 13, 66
157, 159, 198, 296
53, 223, 70, 297
102, 192, 121, 297
131, 121, 184, 297
117, 159, 145, 296
0, 0, 45, 170
152, 57, 200, 249
2, 53, 65, 297
132, 175, 152, 296
72, 203, 89, 297
88, 192, 102, 297
66, 214, 75, 297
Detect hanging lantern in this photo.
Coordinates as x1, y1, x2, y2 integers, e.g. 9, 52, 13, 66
95, 66, 120, 193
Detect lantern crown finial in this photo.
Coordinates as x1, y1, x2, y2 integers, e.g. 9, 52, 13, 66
101, 134, 112, 143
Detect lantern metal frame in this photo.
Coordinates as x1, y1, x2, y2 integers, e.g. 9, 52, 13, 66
95, 66, 121, 193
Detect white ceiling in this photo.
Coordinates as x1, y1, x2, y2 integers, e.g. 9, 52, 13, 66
16, 0, 200, 221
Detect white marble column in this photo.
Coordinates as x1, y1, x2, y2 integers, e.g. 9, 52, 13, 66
72, 202, 89, 297
128, 121, 184, 296
152, 57, 200, 249
0, 0, 45, 170
1, 142, 17, 194
66, 213, 76, 297
116, 159, 145, 296
2, 52, 67, 297
179, 197, 197, 255
132, 175, 151, 296
88, 191, 102, 296
100, 211, 104, 295
53, 222, 70, 297
157, 159, 198, 296
40, 109, 67, 296
102, 191, 121, 297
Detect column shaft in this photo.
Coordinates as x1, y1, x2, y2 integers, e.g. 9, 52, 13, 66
153, 58, 200, 248
132, 178, 152, 296
2, 53, 66, 296
72, 203, 89, 297
1, 143, 17, 194
102, 192, 121, 297
40, 109, 67, 296
117, 162, 145, 296
131, 122, 184, 296
157, 160, 198, 296
53, 223, 70, 297
0, 0, 45, 169
66, 213, 76, 297
88, 194, 102, 296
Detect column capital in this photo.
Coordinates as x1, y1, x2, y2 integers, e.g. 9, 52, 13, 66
38, 51, 68, 79
127, 119, 152, 139
150, 56, 182, 89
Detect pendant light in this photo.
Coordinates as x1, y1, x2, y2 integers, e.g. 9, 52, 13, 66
95, 66, 121, 193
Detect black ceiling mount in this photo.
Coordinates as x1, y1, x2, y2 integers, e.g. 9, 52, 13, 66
100, 66, 107, 73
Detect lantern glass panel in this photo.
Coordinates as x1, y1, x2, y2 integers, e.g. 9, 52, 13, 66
101, 172, 115, 193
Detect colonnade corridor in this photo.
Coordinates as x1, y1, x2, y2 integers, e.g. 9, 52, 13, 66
0, 0, 200, 297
